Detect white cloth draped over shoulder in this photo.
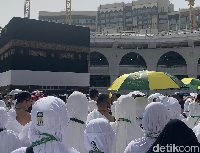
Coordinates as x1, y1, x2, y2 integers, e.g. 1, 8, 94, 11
6, 108, 24, 136
84, 118, 116, 153
134, 97, 149, 127
183, 101, 200, 129
111, 101, 117, 117
63, 91, 88, 153
112, 95, 144, 153
86, 109, 108, 124
88, 100, 97, 112
124, 102, 170, 153
180, 98, 192, 120
19, 122, 31, 147
12, 96, 79, 153
0, 107, 23, 153
162, 97, 181, 120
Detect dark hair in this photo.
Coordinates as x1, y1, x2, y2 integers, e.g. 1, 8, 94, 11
113, 92, 121, 98
177, 93, 183, 100
90, 89, 99, 99
17, 92, 31, 104
197, 94, 200, 100
97, 94, 109, 107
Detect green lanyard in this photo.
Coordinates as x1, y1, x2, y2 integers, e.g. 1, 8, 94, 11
16, 107, 26, 111
31, 133, 58, 147
89, 151, 104, 153
70, 118, 85, 124
98, 111, 105, 113
185, 111, 189, 112
146, 132, 158, 140
190, 116, 200, 118
136, 117, 143, 120
117, 118, 132, 123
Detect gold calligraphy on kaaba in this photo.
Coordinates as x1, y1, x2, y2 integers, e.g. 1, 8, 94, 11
59, 53, 74, 59
29, 50, 46, 57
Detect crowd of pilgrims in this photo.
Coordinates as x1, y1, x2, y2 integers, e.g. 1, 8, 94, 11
1, 89, 200, 153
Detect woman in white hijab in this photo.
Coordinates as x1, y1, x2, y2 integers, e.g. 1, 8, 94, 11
162, 97, 181, 120
11, 96, 79, 153
134, 96, 149, 128
124, 102, 170, 153
183, 101, 200, 129
112, 95, 144, 153
84, 118, 115, 153
63, 91, 88, 153
0, 107, 23, 153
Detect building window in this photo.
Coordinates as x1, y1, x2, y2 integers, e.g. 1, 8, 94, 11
138, 21, 142, 24
79, 19, 82, 24
138, 26, 142, 29
101, 20, 105, 24
152, 7, 157, 12
126, 12, 131, 17
119, 11, 123, 16
83, 19, 86, 24
119, 23, 123, 26
143, 25, 147, 29
133, 16, 137, 20
138, 16, 142, 19
152, 15, 157, 18
133, 9, 137, 14
114, 18, 118, 22
126, 24, 132, 27
106, 19, 109, 22
159, 20, 168, 24
110, 19, 114, 22
119, 18, 123, 22
159, 15, 168, 18
126, 18, 132, 22
101, 13, 105, 17
143, 20, 148, 24
138, 9, 143, 14
147, 8, 151, 13
106, 13, 109, 17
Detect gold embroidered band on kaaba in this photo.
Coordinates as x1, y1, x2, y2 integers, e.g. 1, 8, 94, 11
0, 39, 90, 55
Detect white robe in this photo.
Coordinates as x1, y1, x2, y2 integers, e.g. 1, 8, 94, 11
112, 95, 144, 153
0, 130, 24, 153
63, 92, 88, 153
19, 122, 31, 147
183, 101, 200, 129
11, 143, 79, 153
7, 109, 24, 136
125, 102, 170, 153
86, 109, 108, 124
193, 123, 200, 143
84, 118, 115, 153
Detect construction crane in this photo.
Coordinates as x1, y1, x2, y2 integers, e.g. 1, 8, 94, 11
24, 0, 30, 19
66, 0, 71, 24
185, 0, 195, 31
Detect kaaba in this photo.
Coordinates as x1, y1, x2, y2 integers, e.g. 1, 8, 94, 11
0, 17, 90, 94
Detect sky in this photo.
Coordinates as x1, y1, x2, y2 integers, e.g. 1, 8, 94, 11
1, 0, 200, 27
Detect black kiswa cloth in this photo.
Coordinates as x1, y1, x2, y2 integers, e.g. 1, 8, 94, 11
26, 147, 34, 153
146, 119, 200, 153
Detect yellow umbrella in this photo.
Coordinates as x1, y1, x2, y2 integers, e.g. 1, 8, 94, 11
108, 70, 184, 91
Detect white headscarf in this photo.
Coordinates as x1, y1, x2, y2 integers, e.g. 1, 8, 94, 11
112, 95, 144, 153
0, 107, 23, 153
84, 118, 115, 153
12, 96, 79, 153
183, 102, 200, 129
162, 97, 181, 120
134, 97, 149, 127
148, 93, 161, 103
124, 102, 170, 153
63, 91, 88, 153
